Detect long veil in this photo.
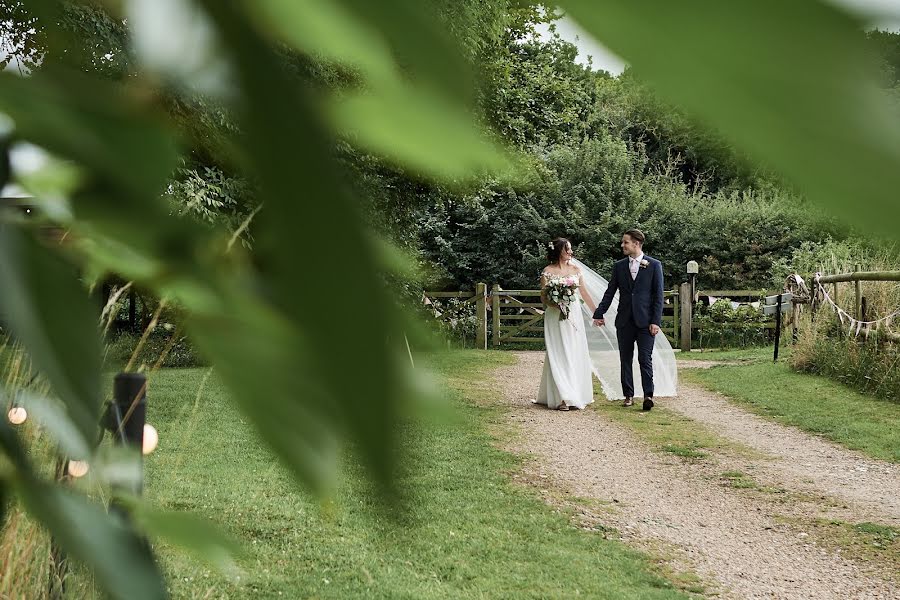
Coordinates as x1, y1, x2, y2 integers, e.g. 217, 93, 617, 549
571, 258, 678, 399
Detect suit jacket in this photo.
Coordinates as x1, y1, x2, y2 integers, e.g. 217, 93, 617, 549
593, 256, 664, 328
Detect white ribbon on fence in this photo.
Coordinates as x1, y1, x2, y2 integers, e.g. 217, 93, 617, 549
812, 272, 900, 339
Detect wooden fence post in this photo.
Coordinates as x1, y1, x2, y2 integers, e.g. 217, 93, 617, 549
475, 282, 487, 350
672, 290, 680, 344
491, 284, 501, 347
679, 282, 692, 352
854, 264, 862, 320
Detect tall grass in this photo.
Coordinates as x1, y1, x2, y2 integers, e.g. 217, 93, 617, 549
784, 239, 900, 401
0, 338, 52, 600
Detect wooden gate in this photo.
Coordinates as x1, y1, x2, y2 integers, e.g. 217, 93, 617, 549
422, 283, 488, 349
490, 285, 545, 346
422, 284, 683, 349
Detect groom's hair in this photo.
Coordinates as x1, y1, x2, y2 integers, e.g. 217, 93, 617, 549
623, 228, 645, 245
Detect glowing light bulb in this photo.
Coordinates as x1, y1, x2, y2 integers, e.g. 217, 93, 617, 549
7, 406, 27, 425
142, 423, 158, 455
67, 460, 89, 478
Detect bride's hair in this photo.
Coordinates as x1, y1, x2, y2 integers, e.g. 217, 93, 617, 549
547, 237, 571, 263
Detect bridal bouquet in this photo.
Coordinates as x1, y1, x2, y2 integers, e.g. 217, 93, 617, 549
545, 275, 580, 320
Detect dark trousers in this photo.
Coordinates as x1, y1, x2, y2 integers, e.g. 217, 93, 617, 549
617, 321, 654, 399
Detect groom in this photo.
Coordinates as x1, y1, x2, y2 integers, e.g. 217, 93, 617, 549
592, 229, 664, 411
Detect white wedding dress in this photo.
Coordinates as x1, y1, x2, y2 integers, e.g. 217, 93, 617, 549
536, 259, 678, 406
536, 272, 594, 409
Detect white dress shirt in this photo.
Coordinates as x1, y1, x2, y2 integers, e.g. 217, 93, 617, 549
629, 253, 644, 280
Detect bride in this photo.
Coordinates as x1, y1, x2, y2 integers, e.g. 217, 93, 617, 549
536, 238, 678, 411
536, 238, 597, 410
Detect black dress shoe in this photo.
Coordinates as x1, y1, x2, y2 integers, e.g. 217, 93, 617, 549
642, 397, 654, 411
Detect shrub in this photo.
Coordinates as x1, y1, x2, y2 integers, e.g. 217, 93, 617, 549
693, 299, 771, 349
105, 328, 206, 369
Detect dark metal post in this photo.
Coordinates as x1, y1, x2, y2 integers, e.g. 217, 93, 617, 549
110, 372, 147, 495
773, 293, 783, 363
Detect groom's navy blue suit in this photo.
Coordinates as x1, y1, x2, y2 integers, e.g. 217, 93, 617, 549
593, 256, 664, 399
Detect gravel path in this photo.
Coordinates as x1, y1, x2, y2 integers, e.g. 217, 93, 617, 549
675, 362, 900, 527
493, 351, 898, 599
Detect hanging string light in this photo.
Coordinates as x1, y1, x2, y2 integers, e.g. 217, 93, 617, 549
7, 405, 27, 425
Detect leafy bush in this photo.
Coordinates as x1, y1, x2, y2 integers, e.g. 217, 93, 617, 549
105, 329, 206, 370
693, 300, 771, 349
418, 297, 482, 349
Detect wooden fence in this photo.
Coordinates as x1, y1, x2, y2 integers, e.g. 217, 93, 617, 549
423, 284, 773, 350
423, 270, 900, 350
813, 269, 900, 343
421, 283, 488, 348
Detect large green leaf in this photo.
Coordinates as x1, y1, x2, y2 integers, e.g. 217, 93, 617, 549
0, 70, 177, 205
15, 478, 166, 600
244, 0, 509, 182
561, 0, 900, 235
248, 0, 397, 85
198, 0, 415, 491
0, 226, 101, 445
0, 69, 207, 266
328, 82, 512, 180
336, 0, 470, 95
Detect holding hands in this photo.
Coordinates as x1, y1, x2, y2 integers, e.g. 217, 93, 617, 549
592, 319, 659, 337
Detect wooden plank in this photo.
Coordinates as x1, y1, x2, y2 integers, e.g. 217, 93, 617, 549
816, 270, 900, 284
475, 283, 486, 350
680, 282, 692, 351
497, 290, 542, 296
673, 290, 679, 342
498, 313, 544, 338
501, 314, 548, 320
698, 290, 770, 297
492, 284, 501, 347
424, 291, 472, 298
502, 337, 545, 343
498, 302, 545, 309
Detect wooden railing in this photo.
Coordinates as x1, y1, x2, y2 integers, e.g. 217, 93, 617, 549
422, 283, 785, 350
422, 283, 488, 348
420, 273, 900, 351
424, 283, 683, 349
812, 269, 900, 343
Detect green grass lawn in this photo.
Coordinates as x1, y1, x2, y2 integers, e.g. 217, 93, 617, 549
142, 351, 692, 599
676, 346, 773, 362
682, 358, 900, 463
